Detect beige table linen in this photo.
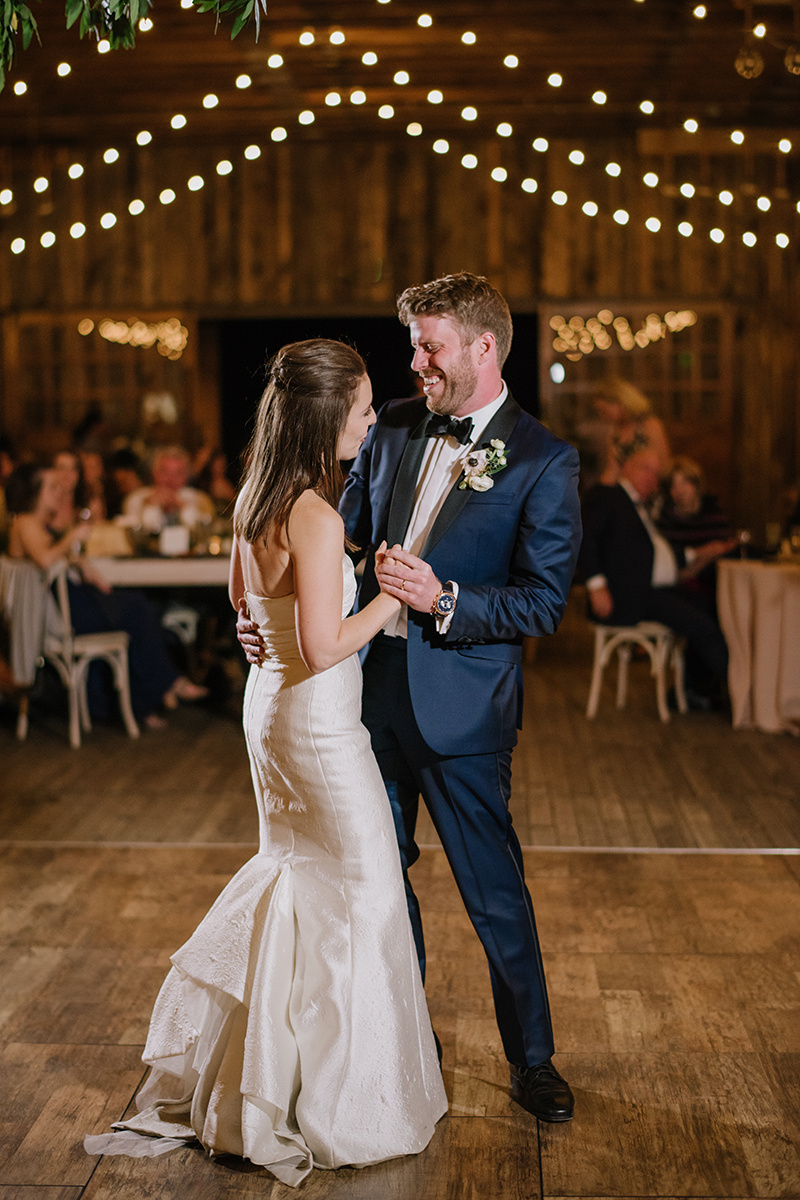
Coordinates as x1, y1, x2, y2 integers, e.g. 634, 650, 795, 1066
717, 559, 800, 734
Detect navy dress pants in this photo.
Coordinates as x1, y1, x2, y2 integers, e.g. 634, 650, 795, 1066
361, 634, 555, 1069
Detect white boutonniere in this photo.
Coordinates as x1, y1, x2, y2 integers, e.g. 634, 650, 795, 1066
459, 439, 508, 491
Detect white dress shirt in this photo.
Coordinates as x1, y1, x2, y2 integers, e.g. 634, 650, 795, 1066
384, 384, 508, 639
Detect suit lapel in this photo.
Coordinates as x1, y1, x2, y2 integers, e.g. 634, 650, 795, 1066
421, 396, 522, 557
386, 413, 429, 546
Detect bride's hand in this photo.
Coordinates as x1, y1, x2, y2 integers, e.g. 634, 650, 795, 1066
237, 597, 265, 665
375, 541, 403, 603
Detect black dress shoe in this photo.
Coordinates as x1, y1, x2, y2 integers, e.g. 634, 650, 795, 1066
510, 1059, 574, 1122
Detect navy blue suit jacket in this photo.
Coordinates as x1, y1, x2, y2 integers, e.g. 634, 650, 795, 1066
578, 483, 659, 625
339, 394, 581, 757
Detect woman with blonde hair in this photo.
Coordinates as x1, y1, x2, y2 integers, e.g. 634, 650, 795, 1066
593, 378, 671, 484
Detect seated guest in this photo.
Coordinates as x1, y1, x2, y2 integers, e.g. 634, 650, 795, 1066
6, 463, 207, 727
579, 449, 732, 710
655, 456, 737, 603
106, 447, 145, 518
578, 378, 671, 490
123, 445, 215, 532
48, 448, 97, 534
191, 446, 237, 517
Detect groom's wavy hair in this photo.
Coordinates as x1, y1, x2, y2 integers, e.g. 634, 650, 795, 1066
396, 272, 513, 368
236, 338, 366, 545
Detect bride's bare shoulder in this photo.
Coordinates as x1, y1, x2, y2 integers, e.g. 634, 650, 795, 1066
289, 490, 343, 540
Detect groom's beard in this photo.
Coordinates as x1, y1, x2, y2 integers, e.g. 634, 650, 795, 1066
424, 348, 479, 417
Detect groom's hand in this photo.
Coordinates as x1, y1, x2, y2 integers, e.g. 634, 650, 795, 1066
236, 597, 265, 665
376, 545, 440, 613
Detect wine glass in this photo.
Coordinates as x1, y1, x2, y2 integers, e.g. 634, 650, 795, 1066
736, 529, 752, 560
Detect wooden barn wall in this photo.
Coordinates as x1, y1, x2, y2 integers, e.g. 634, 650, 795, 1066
1, 134, 798, 533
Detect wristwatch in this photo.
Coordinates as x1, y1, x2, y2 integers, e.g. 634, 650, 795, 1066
430, 582, 457, 617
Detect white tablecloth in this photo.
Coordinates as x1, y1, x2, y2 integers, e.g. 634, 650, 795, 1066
91, 555, 231, 588
717, 558, 800, 734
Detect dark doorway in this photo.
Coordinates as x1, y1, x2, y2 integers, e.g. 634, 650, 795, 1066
214, 313, 538, 471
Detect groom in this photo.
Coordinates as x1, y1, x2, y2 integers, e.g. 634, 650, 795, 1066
242, 274, 581, 1121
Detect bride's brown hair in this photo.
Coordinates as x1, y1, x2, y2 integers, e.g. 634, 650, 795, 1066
235, 338, 367, 545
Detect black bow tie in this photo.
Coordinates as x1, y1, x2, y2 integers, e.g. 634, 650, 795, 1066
425, 413, 474, 446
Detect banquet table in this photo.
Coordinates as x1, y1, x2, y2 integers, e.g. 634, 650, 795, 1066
716, 558, 800, 734
91, 554, 231, 588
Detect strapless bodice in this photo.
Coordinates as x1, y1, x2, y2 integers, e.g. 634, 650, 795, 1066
245, 556, 357, 663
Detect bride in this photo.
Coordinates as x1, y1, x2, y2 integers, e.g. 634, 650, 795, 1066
86, 339, 447, 1185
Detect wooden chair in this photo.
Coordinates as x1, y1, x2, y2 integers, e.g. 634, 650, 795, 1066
0, 556, 140, 748
586, 622, 688, 724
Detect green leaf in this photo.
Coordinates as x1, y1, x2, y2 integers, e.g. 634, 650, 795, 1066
65, 0, 83, 28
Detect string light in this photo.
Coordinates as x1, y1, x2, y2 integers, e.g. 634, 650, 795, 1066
159, 189, 176, 204
14, 81, 27, 95
298, 111, 315, 124
244, 145, 261, 160
583, 201, 598, 215
330, 30, 345, 44
100, 212, 117, 228
236, 74, 251, 88
693, 5, 706, 16
417, 13, 432, 27
497, 122, 513, 137
645, 217, 661, 231
779, 139, 792, 153
139, 17, 153, 31
753, 23, 766, 38
350, 91, 367, 105
678, 221, 693, 236
41, 231, 56, 247
103, 148, 119, 163
605, 162, 621, 176
187, 175, 204, 190
757, 196, 771, 211
325, 92, 341, 106
592, 90, 607, 104
491, 167, 508, 182
680, 183, 696, 197
533, 137, 548, 152
57, 63, 71, 76
643, 172, 659, 187
378, 105, 394, 119
548, 73, 562, 87
719, 190, 734, 205
461, 106, 477, 120
70, 222, 85, 238
128, 199, 145, 214
433, 139, 449, 154
394, 71, 410, 85
504, 55, 519, 68
461, 31, 476, 44
640, 100, 654, 114
11, 238, 25, 254
362, 52, 378, 65
521, 178, 538, 193
271, 127, 288, 141
731, 130, 745, 144
299, 30, 314, 45
776, 233, 790, 247
34, 177, 48, 193
743, 231, 757, 245
97, 40, 110, 53
613, 209, 629, 224
216, 161, 233, 175
407, 122, 423, 136
171, 115, 187, 129
684, 118, 698, 133
569, 150, 585, 164
710, 228, 724, 242
552, 190, 568, 205
203, 94, 219, 109
68, 164, 83, 179
461, 154, 478, 169
268, 54, 283, 68
427, 90, 443, 104
136, 131, 152, 145
0, 189, 11, 204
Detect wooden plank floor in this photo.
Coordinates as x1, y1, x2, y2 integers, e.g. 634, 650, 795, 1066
1, 595, 799, 1199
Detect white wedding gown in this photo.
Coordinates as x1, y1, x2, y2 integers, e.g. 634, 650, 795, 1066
86, 557, 447, 1186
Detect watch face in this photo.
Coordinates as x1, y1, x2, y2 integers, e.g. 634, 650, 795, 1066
435, 591, 456, 615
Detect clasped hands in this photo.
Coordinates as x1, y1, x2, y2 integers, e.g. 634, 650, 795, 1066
375, 541, 440, 613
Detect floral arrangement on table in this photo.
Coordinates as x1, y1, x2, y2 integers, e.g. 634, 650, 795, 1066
0, 0, 266, 89
459, 440, 508, 491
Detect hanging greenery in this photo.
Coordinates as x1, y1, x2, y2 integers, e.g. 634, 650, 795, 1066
0, 0, 267, 90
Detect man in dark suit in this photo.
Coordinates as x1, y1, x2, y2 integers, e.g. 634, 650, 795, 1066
339, 273, 581, 1122
238, 274, 581, 1121
579, 448, 730, 703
